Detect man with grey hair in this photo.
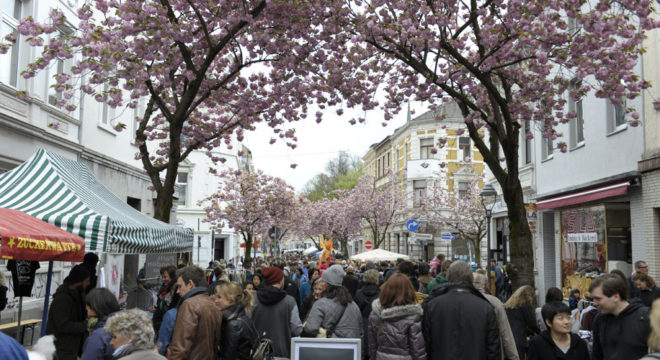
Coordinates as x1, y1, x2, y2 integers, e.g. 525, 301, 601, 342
474, 272, 519, 360
422, 261, 500, 360
628, 260, 649, 298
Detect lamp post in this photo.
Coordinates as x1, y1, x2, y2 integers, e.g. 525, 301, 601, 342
480, 184, 498, 276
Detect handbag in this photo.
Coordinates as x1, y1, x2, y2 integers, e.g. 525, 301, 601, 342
317, 305, 347, 338
242, 317, 273, 360
251, 333, 273, 360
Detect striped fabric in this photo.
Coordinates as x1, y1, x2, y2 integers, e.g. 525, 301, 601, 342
0, 149, 193, 254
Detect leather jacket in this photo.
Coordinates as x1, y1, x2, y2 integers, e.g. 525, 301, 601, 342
168, 287, 223, 360
219, 303, 258, 360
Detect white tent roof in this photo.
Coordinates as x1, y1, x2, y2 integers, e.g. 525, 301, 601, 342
303, 247, 321, 256
350, 248, 411, 262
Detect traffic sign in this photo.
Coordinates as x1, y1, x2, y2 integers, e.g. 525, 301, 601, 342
406, 219, 420, 232
441, 233, 455, 240
364, 241, 373, 249
415, 233, 433, 241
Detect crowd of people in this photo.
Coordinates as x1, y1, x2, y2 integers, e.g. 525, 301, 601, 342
2, 254, 660, 359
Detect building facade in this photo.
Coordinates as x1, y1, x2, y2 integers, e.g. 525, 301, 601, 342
175, 144, 253, 267
532, 63, 645, 300
361, 102, 490, 264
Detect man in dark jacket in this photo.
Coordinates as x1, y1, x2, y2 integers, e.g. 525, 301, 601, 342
169, 265, 222, 360
252, 266, 302, 359
590, 273, 650, 360
422, 261, 500, 360
46, 264, 90, 360
80, 252, 99, 291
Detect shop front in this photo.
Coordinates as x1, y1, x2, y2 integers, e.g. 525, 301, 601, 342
558, 204, 631, 297
536, 180, 640, 299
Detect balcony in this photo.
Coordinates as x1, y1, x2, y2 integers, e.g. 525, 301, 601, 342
406, 159, 442, 179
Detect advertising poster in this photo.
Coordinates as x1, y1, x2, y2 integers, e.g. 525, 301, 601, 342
560, 205, 606, 298
104, 254, 123, 300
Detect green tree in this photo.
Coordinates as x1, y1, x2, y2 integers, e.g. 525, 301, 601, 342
302, 152, 363, 200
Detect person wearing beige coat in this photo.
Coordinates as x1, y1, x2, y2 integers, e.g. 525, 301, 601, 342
474, 272, 520, 360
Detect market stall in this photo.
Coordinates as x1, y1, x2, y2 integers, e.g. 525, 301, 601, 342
350, 248, 411, 262
0, 207, 85, 340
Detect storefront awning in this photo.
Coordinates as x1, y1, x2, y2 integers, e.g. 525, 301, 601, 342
0, 149, 193, 254
536, 181, 631, 210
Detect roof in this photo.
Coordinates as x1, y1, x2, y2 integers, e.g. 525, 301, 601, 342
0, 207, 85, 261
0, 149, 193, 254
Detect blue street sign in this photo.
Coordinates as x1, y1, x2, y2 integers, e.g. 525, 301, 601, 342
441, 233, 455, 240
406, 219, 420, 232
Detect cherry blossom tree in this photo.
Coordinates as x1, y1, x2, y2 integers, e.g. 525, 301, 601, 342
1, 0, 349, 222
202, 169, 297, 266
295, 195, 362, 258
349, 172, 407, 249
424, 175, 487, 266
320, 0, 660, 286
263, 188, 305, 255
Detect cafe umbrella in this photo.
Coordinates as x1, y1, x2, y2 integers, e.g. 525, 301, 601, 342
0, 207, 85, 340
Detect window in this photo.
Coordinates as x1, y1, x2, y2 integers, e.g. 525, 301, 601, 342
459, 137, 471, 161
458, 181, 468, 199
569, 79, 584, 147
377, 158, 381, 177
413, 180, 426, 208
48, 28, 73, 108
176, 172, 188, 207
542, 135, 553, 160
607, 99, 626, 133
420, 138, 434, 159
0, 1, 21, 87
523, 121, 532, 164
396, 149, 401, 170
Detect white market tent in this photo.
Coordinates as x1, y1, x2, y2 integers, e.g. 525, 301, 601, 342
303, 247, 321, 256
350, 248, 411, 262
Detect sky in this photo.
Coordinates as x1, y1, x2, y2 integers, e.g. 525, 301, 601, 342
242, 102, 429, 192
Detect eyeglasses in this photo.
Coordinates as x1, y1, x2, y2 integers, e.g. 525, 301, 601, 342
639, 265, 649, 269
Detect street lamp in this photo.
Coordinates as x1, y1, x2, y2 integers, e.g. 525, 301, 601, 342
480, 183, 498, 275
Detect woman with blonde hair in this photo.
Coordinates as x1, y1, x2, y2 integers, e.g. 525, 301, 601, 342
505, 285, 540, 359
642, 299, 660, 359
212, 282, 258, 360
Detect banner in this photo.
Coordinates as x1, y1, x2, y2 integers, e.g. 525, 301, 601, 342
104, 254, 123, 300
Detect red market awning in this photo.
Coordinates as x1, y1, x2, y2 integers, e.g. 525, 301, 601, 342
0, 208, 85, 262
536, 181, 631, 211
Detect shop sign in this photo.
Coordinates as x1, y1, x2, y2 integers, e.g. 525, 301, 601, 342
567, 232, 598, 243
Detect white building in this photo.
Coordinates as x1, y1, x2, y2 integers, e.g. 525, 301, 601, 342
532, 69, 644, 301
176, 144, 253, 267
0, 0, 196, 332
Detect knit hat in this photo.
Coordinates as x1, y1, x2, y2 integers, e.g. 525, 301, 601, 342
322, 264, 345, 287
65, 264, 91, 284
262, 266, 284, 286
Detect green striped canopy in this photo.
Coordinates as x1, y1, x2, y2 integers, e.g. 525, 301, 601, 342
0, 149, 193, 254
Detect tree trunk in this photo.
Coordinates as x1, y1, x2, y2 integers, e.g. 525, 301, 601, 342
469, 237, 481, 268
244, 233, 253, 268
153, 185, 175, 222
339, 237, 349, 259
500, 176, 534, 289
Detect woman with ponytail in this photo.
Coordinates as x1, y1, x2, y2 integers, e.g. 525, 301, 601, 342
212, 282, 259, 360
